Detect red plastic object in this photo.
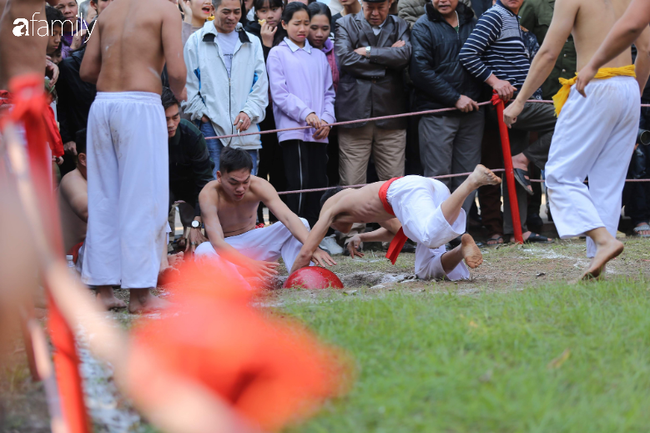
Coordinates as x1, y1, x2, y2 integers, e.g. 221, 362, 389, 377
283, 267, 344, 290
492, 93, 524, 244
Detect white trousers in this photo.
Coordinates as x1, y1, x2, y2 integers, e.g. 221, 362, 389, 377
82, 92, 168, 289
387, 176, 468, 280
194, 219, 310, 272
546, 76, 639, 257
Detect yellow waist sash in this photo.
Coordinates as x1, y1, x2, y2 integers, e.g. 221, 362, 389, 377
552, 65, 636, 116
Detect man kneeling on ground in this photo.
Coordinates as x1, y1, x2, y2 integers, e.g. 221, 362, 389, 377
195, 147, 335, 280
291, 166, 501, 281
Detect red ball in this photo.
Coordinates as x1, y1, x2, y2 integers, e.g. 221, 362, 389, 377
283, 267, 344, 290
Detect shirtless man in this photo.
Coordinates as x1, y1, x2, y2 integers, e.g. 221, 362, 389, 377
195, 147, 335, 281
290, 165, 501, 281
79, 0, 187, 313
503, 0, 650, 280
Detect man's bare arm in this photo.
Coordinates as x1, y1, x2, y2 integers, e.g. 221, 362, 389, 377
504, 0, 578, 126
60, 178, 88, 222
259, 180, 336, 267
289, 208, 338, 274
198, 184, 278, 277
576, 0, 650, 95
79, 19, 102, 84
161, 1, 187, 101
633, 26, 650, 92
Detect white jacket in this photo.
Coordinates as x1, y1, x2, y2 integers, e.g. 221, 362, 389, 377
182, 22, 268, 149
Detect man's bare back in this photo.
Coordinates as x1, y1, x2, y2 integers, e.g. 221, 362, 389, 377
323, 183, 394, 228
80, 0, 186, 99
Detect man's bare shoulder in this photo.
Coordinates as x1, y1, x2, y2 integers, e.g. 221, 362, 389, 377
249, 176, 278, 199
199, 180, 220, 201
60, 169, 85, 191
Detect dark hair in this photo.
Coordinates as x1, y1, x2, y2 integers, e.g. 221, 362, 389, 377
75, 128, 87, 155
46, 5, 65, 25
281, 1, 310, 24
320, 186, 343, 208
161, 87, 179, 110
219, 147, 253, 173
253, 0, 283, 12
307, 2, 331, 21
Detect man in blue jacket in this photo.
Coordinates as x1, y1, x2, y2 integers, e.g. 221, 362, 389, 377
410, 0, 483, 215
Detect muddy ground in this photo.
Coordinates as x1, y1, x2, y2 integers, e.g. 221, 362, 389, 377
1, 236, 649, 432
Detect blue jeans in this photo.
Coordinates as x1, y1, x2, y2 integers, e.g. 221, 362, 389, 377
199, 120, 259, 177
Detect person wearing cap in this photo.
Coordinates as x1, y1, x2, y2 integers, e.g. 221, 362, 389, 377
334, 0, 411, 248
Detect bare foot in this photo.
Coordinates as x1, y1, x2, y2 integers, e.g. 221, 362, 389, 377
580, 238, 623, 280
468, 164, 501, 189
461, 234, 483, 269
128, 289, 171, 314
96, 286, 127, 311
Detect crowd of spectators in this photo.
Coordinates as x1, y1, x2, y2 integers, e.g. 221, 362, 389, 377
45, 0, 650, 264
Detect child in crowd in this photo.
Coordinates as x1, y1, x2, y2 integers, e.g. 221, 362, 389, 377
307, 1, 340, 186
245, 0, 286, 58
180, 0, 213, 46
46, 6, 64, 63
53, 0, 89, 58
267, 2, 335, 228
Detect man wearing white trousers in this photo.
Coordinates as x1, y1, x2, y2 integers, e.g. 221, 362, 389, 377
290, 165, 502, 277
80, 0, 187, 312
195, 147, 335, 282
503, 0, 650, 279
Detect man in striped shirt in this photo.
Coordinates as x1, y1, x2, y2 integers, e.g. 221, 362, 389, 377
460, 0, 555, 243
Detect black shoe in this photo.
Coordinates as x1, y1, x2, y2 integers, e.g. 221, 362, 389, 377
513, 168, 534, 196
527, 213, 544, 234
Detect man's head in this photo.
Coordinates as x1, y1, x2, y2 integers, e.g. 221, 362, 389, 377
90, 0, 113, 16
54, 0, 78, 22
79, 0, 97, 22
432, 0, 458, 16
162, 87, 181, 138
46, 6, 64, 56
499, 0, 523, 14
212, 0, 242, 33
362, 0, 390, 27
217, 147, 253, 201
75, 128, 88, 178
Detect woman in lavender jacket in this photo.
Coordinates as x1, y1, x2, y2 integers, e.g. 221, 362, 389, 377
266, 2, 335, 228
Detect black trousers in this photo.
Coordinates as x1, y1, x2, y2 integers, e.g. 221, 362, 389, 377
281, 139, 328, 229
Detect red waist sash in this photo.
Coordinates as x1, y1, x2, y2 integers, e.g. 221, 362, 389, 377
378, 177, 408, 265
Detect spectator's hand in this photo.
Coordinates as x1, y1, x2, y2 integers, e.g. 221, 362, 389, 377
391, 40, 406, 48
305, 112, 322, 129
455, 95, 479, 113
234, 112, 251, 131
53, 156, 64, 165
312, 120, 330, 140
354, 47, 368, 57
71, 29, 87, 50
491, 79, 517, 102
575, 63, 598, 98
503, 98, 525, 128
180, 0, 193, 22
201, 115, 210, 123
45, 56, 59, 85
311, 248, 337, 267
64, 141, 77, 155
347, 234, 364, 258
260, 22, 277, 48
185, 227, 208, 253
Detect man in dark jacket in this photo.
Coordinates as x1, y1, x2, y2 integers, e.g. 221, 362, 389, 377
163, 87, 215, 253
335, 0, 412, 187
410, 0, 483, 214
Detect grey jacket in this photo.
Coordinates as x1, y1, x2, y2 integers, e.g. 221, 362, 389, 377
335, 12, 411, 130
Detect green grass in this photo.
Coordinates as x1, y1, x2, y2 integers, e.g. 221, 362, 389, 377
283, 278, 650, 433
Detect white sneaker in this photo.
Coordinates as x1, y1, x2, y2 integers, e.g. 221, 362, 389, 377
319, 235, 344, 255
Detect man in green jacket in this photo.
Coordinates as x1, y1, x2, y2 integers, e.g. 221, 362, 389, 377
519, 0, 577, 100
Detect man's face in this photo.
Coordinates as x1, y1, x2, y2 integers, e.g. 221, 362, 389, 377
432, 0, 458, 15
217, 168, 252, 201
500, 0, 524, 12
91, 0, 114, 16
47, 25, 62, 55
165, 104, 181, 138
215, 0, 242, 33
55, 0, 78, 21
362, 0, 390, 27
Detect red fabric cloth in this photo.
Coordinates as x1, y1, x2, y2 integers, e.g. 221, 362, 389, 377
378, 177, 408, 265
68, 242, 84, 264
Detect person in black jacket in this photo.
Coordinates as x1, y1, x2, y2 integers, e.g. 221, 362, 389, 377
163, 87, 215, 253
410, 0, 483, 214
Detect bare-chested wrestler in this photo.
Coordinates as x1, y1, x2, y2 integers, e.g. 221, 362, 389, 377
195, 147, 335, 282
503, 0, 650, 280
79, 0, 187, 313
290, 165, 501, 281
